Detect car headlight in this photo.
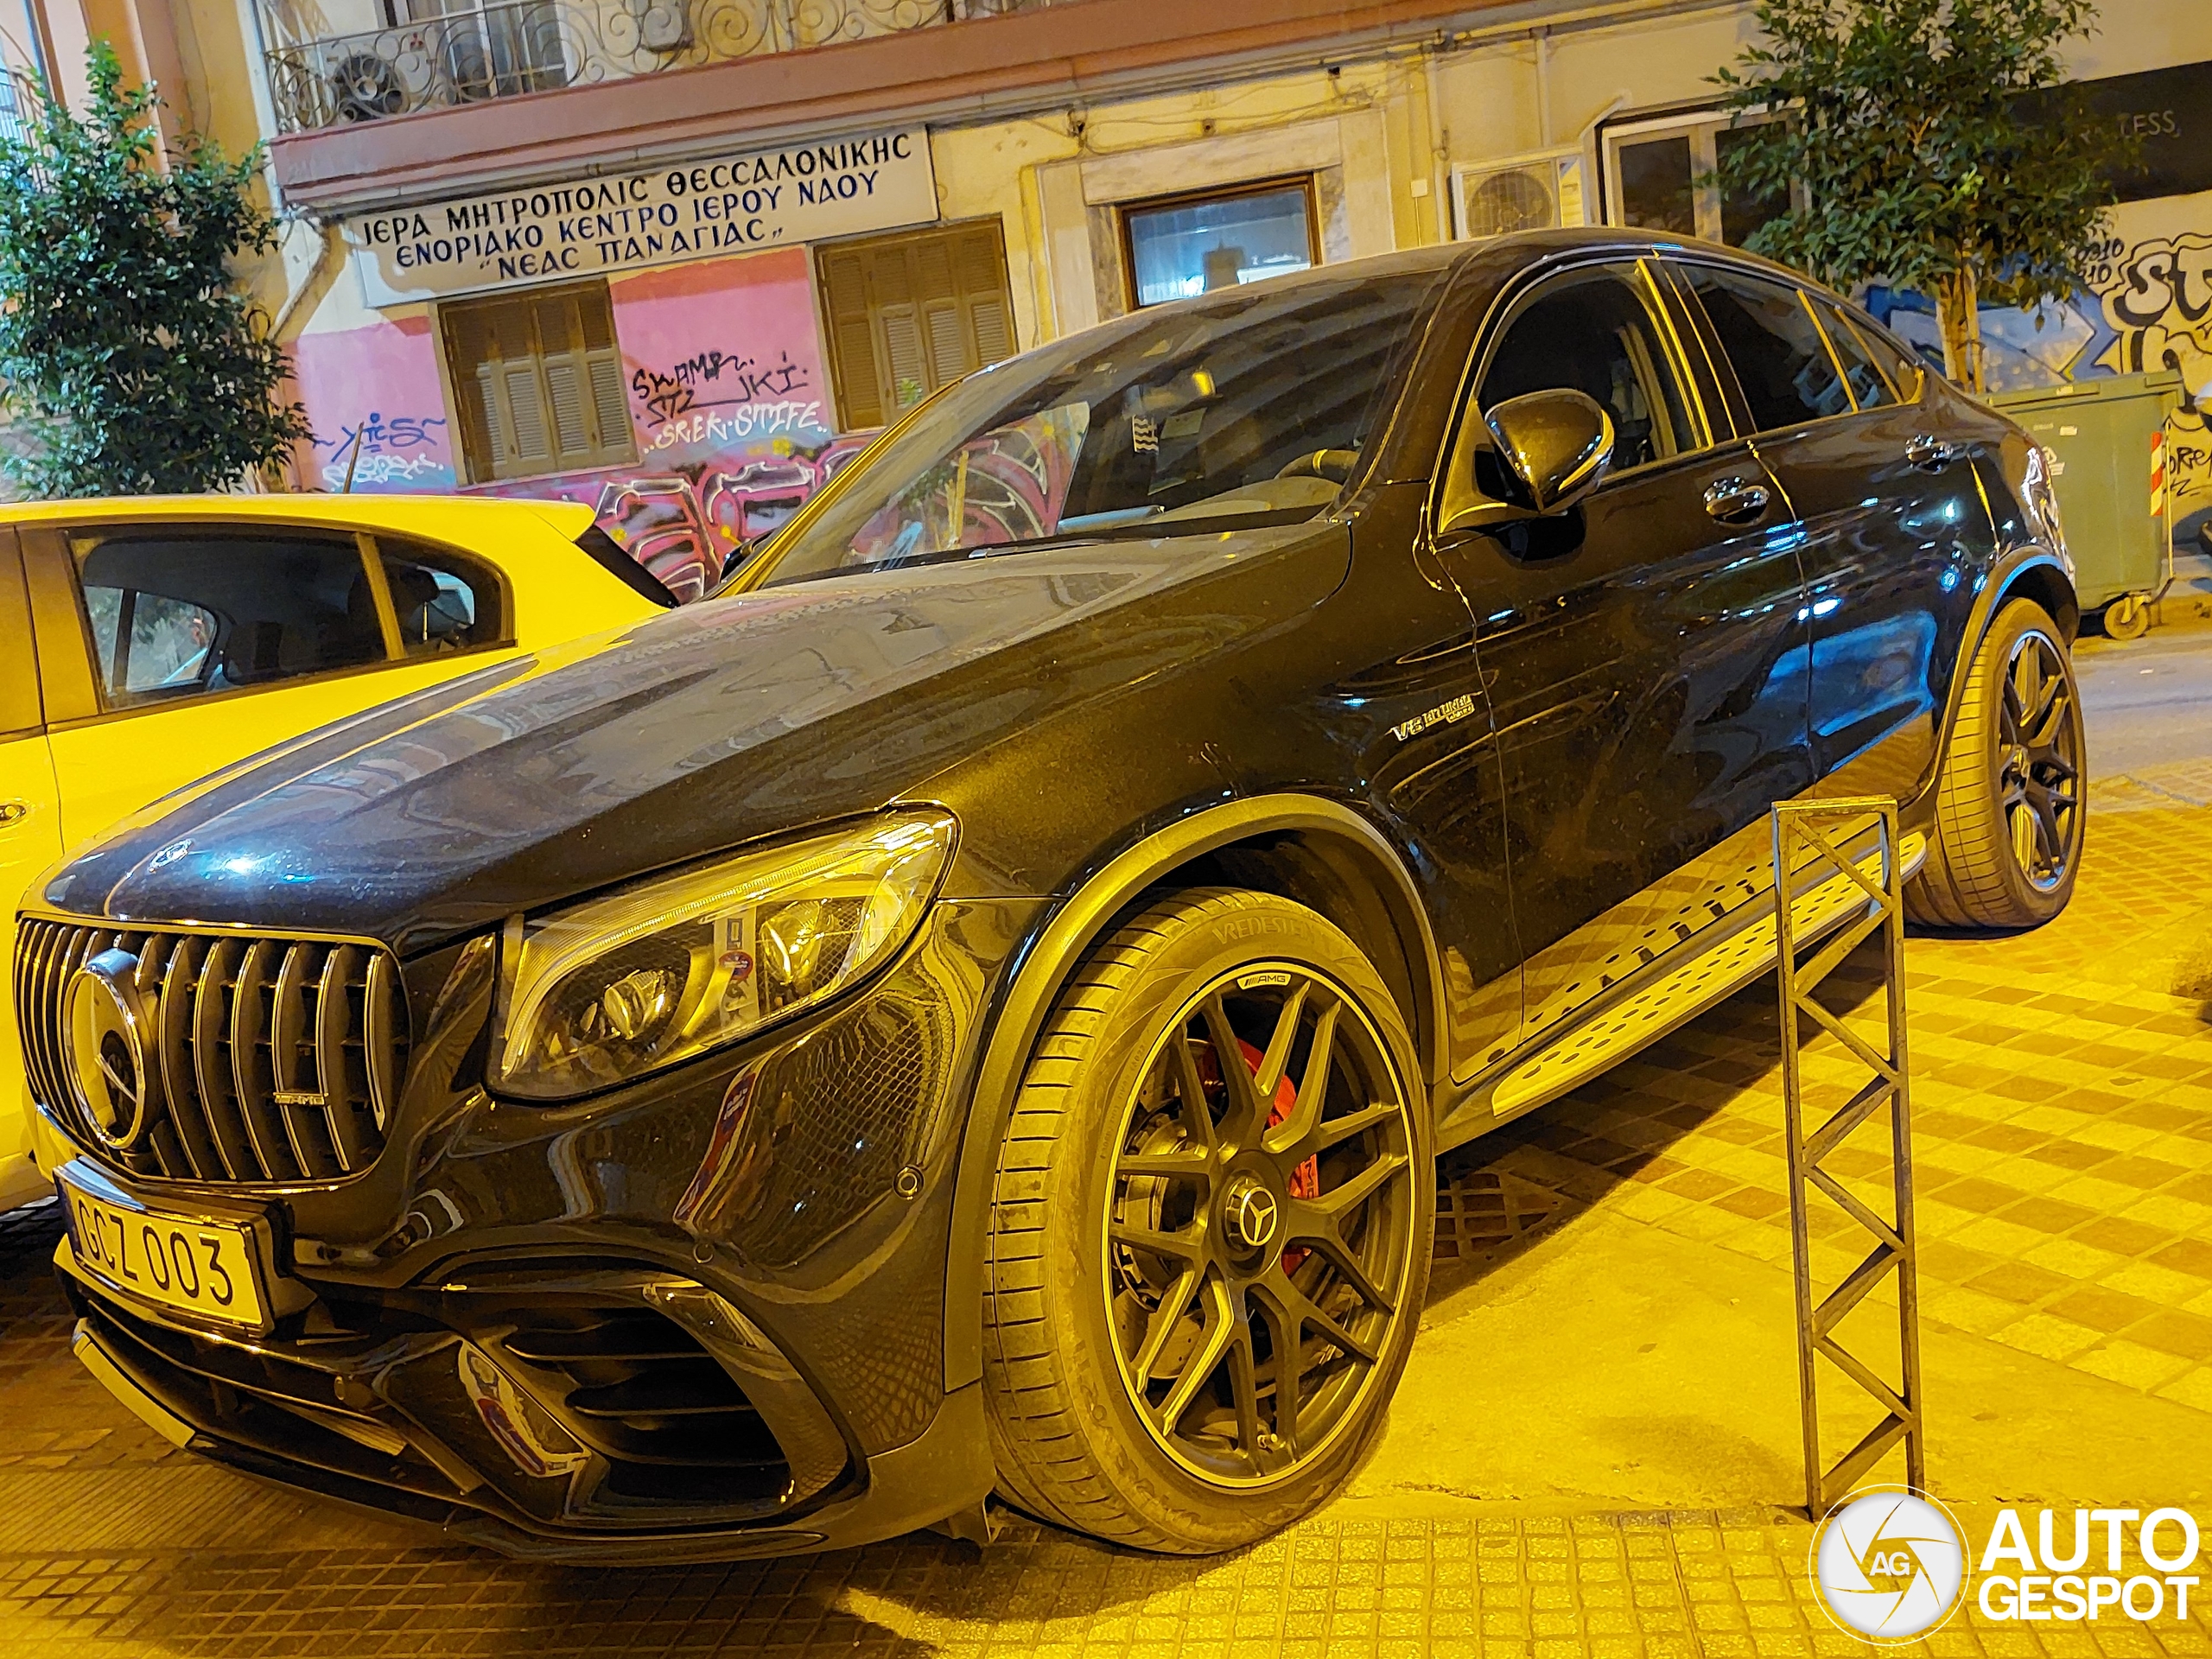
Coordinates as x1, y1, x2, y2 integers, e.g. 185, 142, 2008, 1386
493, 810, 956, 1099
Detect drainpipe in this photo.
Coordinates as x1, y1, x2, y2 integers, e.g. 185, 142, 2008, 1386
270, 219, 342, 343
1422, 40, 1452, 243
1535, 26, 1552, 150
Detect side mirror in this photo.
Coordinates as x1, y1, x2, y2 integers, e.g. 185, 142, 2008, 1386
1484, 389, 1616, 513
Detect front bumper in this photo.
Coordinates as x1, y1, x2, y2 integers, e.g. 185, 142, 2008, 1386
39, 896, 1040, 1560
55, 1238, 994, 1562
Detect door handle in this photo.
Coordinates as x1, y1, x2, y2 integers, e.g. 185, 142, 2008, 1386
1702, 476, 1771, 524
1905, 432, 1960, 471
0, 801, 26, 828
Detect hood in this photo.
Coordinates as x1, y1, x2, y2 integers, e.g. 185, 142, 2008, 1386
44, 527, 1346, 952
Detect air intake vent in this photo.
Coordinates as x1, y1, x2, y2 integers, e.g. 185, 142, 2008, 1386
492, 1306, 789, 1505
16, 918, 407, 1183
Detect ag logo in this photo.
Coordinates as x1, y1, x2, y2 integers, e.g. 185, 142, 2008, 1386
1811, 1487, 1968, 1642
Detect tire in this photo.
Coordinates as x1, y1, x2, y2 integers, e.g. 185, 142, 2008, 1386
1908, 598, 2086, 929
982, 887, 1433, 1553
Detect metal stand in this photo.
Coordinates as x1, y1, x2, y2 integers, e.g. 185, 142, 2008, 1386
1771, 798, 1925, 1515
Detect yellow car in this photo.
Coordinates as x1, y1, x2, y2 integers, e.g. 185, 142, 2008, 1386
0, 494, 669, 1209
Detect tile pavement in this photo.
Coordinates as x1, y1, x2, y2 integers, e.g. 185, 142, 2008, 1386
4, 1505, 2212, 1657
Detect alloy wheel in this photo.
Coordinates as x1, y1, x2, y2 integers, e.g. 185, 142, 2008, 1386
1996, 629, 2082, 893
1101, 964, 1417, 1488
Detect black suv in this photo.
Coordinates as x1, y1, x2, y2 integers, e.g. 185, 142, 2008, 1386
19, 231, 2082, 1560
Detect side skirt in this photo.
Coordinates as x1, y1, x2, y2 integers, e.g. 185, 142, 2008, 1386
1434, 820, 1926, 1152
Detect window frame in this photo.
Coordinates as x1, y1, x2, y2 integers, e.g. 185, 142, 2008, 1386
1433, 254, 1723, 533
1599, 107, 1797, 248
436, 276, 638, 486
1115, 173, 1323, 312
20, 518, 520, 728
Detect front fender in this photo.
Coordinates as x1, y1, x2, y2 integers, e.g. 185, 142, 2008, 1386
937, 792, 1444, 1394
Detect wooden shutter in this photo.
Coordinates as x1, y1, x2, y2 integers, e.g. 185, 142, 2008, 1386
440, 281, 636, 481
815, 219, 1017, 430
820, 250, 883, 429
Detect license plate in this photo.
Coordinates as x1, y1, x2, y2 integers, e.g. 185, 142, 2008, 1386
60, 1170, 270, 1331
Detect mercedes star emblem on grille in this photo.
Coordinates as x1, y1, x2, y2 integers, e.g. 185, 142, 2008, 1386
66, 948, 160, 1151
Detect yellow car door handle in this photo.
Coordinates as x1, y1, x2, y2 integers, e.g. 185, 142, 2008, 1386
0, 801, 29, 827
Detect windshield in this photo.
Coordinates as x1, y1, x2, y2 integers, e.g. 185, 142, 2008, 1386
753, 264, 1449, 588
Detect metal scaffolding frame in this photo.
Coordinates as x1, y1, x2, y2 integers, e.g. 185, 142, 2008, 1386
1771, 797, 1925, 1516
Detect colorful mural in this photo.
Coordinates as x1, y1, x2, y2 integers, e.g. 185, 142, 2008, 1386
1866, 189, 2212, 537
289, 246, 871, 601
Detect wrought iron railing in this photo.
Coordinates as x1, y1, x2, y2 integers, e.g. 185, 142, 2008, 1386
263, 0, 1064, 133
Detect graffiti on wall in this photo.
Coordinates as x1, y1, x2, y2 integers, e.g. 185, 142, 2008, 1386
468, 432, 870, 602
313, 411, 454, 490
289, 245, 869, 601
2092, 230, 2212, 512
292, 318, 460, 493
1866, 194, 2212, 531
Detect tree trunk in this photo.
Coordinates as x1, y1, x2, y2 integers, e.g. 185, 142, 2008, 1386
1936, 263, 1984, 395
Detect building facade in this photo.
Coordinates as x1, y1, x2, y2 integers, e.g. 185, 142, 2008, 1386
6, 0, 2210, 586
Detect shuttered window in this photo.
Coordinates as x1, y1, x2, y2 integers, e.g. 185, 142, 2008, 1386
817, 219, 1016, 430
441, 281, 636, 481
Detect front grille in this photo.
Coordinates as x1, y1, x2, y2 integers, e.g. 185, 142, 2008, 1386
17, 918, 408, 1183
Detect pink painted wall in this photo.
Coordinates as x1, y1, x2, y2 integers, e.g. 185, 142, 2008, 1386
289, 245, 867, 601
293, 315, 459, 492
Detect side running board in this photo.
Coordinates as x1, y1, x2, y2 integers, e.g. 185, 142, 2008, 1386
1490, 831, 1928, 1120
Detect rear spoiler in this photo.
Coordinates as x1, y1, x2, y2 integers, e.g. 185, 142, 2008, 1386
575, 526, 679, 608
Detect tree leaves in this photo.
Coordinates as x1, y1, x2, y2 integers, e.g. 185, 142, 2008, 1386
0, 40, 313, 497
1709, 0, 2126, 385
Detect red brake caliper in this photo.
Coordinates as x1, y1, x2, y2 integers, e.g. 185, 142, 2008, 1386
1236, 1038, 1319, 1273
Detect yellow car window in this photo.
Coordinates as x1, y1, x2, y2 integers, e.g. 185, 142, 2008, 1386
74, 528, 388, 709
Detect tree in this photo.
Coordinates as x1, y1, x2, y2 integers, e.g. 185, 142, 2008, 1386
0, 41, 309, 497
1711, 0, 2124, 392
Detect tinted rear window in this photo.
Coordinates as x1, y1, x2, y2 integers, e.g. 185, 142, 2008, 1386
1686, 265, 1851, 432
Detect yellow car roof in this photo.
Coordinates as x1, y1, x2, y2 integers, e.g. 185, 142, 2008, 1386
0, 493, 601, 542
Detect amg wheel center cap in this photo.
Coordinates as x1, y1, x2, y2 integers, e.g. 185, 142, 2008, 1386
1222, 1174, 1281, 1252
2005, 744, 2029, 779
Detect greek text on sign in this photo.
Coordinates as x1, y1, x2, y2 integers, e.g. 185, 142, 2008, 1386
349, 128, 937, 306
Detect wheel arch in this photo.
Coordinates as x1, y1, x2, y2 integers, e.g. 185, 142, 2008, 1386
1919, 542, 2077, 815
942, 794, 1446, 1394
1994, 553, 2080, 643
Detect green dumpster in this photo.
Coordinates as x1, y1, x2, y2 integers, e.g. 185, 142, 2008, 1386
1988, 370, 2182, 639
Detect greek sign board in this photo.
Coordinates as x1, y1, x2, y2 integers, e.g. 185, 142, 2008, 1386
348, 126, 938, 306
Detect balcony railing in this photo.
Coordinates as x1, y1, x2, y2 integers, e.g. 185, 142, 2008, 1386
263, 0, 1062, 133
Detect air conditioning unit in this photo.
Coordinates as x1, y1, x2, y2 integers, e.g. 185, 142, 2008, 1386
1450, 149, 1587, 240
327, 52, 406, 123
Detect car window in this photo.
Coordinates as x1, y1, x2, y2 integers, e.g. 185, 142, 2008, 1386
1683, 266, 1851, 431
1833, 307, 1925, 404
377, 537, 506, 658
73, 528, 387, 709
753, 262, 1450, 588
1808, 296, 1896, 411
1478, 264, 1697, 474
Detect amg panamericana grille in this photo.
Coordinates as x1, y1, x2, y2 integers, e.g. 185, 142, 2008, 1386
16, 918, 407, 1182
